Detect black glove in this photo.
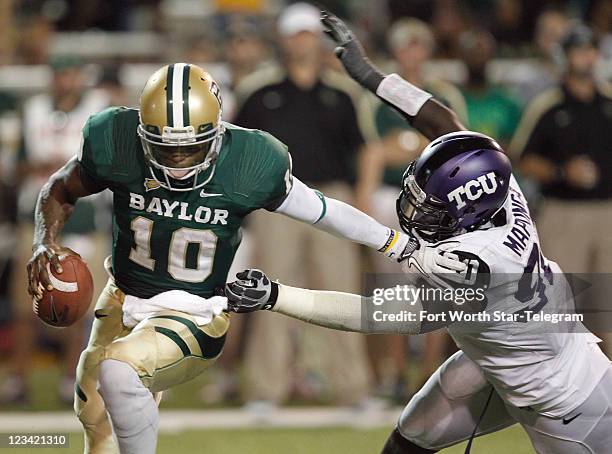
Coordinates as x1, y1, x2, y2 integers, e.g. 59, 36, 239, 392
321, 10, 385, 93
225, 269, 279, 313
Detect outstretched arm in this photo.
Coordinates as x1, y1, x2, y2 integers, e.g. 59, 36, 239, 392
273, 176, 410, 261
321, 11, 466, 140
224, 263, 481, 335
273, 176, 471, 273
224, 270, 423, 334
274, 284, 421, 334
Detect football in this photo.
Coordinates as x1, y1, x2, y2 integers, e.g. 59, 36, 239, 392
33, 255, 94, 327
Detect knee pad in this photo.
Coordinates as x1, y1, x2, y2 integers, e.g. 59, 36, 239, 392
98, 359, 143, 402
397, 379, 447, 450
98, 360, 158, 431
98, 360, 158, 454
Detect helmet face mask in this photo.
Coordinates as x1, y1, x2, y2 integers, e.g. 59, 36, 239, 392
147, 142, 208, 171
137, 121, 224, 191
397, 163, 459, 241
138, 63, 224, 191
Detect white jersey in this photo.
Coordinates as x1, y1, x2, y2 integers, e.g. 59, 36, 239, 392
445, 176, 610, 417
18, 89, 110, 216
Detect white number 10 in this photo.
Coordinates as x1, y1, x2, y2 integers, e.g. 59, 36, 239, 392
129, 216, 218, 283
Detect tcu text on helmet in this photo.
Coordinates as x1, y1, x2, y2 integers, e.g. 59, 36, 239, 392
447, 172, 498, 209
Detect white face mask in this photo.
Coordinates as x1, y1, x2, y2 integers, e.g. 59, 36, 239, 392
137, 121, 225, 191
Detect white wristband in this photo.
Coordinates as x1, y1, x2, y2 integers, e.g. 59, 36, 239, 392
378, 229, 410, 260
376, 74, 432, 117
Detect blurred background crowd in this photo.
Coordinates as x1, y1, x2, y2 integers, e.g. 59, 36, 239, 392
0, 0, 611, 413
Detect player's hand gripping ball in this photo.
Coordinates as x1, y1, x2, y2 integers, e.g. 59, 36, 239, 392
28, 245, 94, 327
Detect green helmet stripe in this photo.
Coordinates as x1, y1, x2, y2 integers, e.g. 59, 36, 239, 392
166, 64, 175, 126
182, 64, 190, 126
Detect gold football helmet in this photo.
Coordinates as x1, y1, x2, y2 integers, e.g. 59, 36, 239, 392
137, 63, 224, 191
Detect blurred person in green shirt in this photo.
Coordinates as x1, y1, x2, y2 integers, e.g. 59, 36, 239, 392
457, 28, 522, 147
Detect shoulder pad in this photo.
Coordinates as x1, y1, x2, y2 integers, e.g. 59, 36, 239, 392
80, 107, 141, 184
218, 127, 291, 210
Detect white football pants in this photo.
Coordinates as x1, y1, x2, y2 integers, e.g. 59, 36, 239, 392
398, 350, 612, 453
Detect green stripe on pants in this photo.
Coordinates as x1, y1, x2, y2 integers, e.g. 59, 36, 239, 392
150, 315, 225, 359
154, 326, 191, 356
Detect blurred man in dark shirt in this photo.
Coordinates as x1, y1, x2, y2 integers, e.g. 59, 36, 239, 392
516, 24, 612, 355
234, 2, 371, 408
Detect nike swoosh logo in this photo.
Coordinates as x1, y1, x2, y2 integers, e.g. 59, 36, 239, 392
199, 190, 223, 198
94, 310, 108, 319
50, 295, 59, 324
406, 256, 427, 276
562, 413, 582, 425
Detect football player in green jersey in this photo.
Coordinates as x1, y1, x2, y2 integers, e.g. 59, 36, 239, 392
24, 63, 438, 454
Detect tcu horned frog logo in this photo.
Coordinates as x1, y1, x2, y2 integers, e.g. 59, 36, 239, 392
447, 172, 498, 209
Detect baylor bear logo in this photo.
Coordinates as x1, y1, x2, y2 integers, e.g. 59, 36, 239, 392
144, 178, 162, 192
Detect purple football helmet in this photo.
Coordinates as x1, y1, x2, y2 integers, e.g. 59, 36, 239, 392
397, 131, 512, 241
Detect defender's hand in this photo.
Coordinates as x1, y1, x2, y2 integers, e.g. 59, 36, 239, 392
225, 269, 279, 313
398, 233, 468, 288
402, 241, 467, 276
321, 10, 355, 51
27, 243, 81, 300
321, 10, 384, 92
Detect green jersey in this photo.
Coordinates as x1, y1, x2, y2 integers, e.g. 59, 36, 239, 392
461, 86, 522, 144
78, 107, 291, 298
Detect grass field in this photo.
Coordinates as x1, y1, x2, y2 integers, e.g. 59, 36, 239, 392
0, 425, 534, 454
0, 364, 536, 453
